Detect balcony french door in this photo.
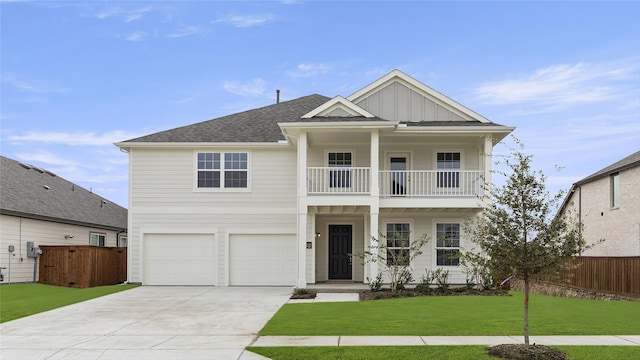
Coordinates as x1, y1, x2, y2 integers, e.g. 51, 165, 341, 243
390, 157, 407, 196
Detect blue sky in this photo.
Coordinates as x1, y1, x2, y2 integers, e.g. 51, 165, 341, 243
2, 1, 639, 208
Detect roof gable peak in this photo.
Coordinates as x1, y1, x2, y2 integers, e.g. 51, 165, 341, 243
301, 95, 376, 119
347, 69, 492, 123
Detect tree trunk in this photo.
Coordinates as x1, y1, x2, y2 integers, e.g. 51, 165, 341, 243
524, 276, 530, 345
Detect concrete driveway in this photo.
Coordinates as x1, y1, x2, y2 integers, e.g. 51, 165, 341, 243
0, 286, 292, 360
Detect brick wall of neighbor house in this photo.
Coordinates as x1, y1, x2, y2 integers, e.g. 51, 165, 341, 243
577, 166, 640, 256
0, 214, 121, 283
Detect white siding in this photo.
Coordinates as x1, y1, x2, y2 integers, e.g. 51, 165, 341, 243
0, 215, 121, 284
127, 147, 298, 284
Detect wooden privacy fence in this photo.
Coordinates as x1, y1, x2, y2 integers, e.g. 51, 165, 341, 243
39, 246, 127, 288
546, 256, 640, 296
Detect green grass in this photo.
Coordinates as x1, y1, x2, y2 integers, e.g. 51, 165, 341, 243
260, 291, 640, 336
0, 283, 138, 322
248, 346, 640, 360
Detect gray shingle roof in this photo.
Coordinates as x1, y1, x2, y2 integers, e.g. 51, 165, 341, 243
120, 94, 509, 145
122, 94, 331, 143
576, 150, 640, 185
0, 156, 127, 230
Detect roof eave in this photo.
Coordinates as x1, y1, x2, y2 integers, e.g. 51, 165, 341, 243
115, 141, 292, 149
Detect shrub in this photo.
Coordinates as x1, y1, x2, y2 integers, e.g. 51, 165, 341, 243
396, 269, 414, 290
367, 272, 383, 292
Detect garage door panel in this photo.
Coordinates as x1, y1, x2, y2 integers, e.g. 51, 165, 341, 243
144, 234, 217, 285
229, 234, 296, 286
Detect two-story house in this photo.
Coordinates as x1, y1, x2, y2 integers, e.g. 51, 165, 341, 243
116, 69, 514, 288
559, 151, 640, 256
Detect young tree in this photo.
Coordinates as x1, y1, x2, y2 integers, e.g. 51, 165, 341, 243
355, 232, 429, 292
465, 141, 588, 345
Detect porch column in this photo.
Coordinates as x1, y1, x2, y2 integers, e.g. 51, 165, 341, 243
370, 130, 379, 197
483, 136, 493, 198
297, 131, 308, 288
368, 129, 380, 282
369, 211, 379, 281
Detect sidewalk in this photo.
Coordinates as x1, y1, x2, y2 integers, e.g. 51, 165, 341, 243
251, 335, 640, 347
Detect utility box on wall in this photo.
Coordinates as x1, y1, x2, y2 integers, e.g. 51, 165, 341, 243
26, 241, 42, 258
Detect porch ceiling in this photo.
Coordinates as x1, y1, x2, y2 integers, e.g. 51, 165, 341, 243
310, 205, 370, 215
379, 207, 480, 215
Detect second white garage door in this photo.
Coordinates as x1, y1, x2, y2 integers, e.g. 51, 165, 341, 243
144, 233, 217, 286
229, 234, 297, 286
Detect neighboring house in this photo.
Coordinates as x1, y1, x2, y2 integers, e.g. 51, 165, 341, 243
116, 69, 514, 287
558, 151, 640, 256
0, 155, 128, 283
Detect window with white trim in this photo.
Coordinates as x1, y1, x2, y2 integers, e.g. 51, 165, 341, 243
386, 223, 411, 265
90, 232, 106, 247
328, 152, 352, 188
610, 173, 619, 208
436, 223, 460, 266
437, 152, 460, 188
197, 152, 248, 189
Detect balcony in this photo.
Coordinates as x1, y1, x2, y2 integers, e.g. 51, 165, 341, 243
307, 167, 371, 194
307, 168, 483, 197
379, 170, 484, 197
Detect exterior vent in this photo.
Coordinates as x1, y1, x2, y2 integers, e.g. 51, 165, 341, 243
44, 170, 57, 177
18, 162, 32, 169
32, 166, 45, 173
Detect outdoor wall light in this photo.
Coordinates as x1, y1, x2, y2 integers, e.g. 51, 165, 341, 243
315, 232, 321, 238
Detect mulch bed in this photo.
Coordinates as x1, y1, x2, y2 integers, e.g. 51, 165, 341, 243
359, 287, 510, 301
488, 344, 567, 360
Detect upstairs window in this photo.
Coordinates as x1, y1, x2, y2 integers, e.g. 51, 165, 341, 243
328, 152, 352, 188
90, 232, 106, 247
610, 173, 620, 208
437, 152, 460, 188
436, 223, 460, 266
197, 152, 248, 189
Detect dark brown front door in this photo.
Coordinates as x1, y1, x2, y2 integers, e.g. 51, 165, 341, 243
329, 225, 352, 279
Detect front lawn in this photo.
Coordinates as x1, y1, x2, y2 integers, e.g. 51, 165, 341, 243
260, 291, 640, 336
0, 283, 138, 322
248, 346, 640, 360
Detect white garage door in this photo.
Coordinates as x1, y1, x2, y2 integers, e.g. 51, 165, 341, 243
144, 234, 217, 285
229, 234, 297, 286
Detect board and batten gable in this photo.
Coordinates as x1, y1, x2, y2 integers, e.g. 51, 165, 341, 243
126, 146, 298, 284
354, 81, 469, 122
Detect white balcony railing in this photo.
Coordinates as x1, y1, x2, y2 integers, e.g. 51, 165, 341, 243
379, 170, 484, 197
307, 168, 484, 197
307, 167, 370, 194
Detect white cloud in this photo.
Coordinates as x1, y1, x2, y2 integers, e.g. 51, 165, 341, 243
474, 60, 639, 112
222, 78, 266, 97
96, 5, 152, 22
8, 130, 144, 146
2, 75, 71, 93
287, 63, 330, 79
167, 25, 203, 38
15, 150, 78, 167
125, 30, 146, 42
213, 14, 276, 28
